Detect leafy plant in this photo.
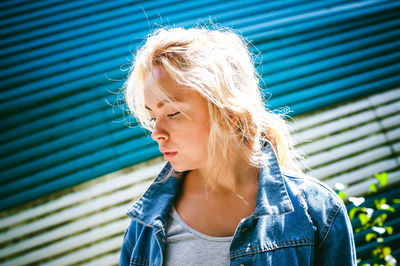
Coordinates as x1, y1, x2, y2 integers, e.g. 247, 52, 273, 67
335, 172, 399, 266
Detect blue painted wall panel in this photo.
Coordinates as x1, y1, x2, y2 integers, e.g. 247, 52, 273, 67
0, 0, 399, 210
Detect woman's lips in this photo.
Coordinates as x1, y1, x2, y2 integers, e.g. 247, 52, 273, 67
163, 151, 177, 161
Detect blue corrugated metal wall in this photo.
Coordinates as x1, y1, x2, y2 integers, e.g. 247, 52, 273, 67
0, 0, 399, 211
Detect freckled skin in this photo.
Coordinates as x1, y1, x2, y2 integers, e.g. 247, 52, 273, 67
144, 67, 210, 173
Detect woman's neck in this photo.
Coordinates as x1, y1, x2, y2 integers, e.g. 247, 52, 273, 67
186, 153, 260, 196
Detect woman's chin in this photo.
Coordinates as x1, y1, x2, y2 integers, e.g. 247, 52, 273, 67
170, 162, 195, 173
171, 164, 187, 173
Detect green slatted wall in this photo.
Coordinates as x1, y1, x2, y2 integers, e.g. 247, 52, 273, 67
1, 0, 399, 211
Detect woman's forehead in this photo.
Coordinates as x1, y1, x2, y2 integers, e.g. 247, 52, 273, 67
144, 67, 187, 102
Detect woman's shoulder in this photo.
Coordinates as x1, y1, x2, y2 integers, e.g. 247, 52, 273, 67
280, 169, 347, 228
280, 170, 352, 247
281, 169, 343, 206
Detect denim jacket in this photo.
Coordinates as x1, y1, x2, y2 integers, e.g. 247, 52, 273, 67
119, 143, 356, 265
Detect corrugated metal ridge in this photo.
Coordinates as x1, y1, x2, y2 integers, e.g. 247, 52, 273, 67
0, 14, 396, 136
0, 1, 396, 122
1, 0, 399, 210
3, 2, 396, 107
0, 0, 251, 60
0, 1, 75, 23
0, 1, 346, 78
0, 2, 396, 127
2, 2, 395, 148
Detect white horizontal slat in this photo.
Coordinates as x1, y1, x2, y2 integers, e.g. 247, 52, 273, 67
295, 110, 376, 143
309, 146, 393, 180
82, 252, 120, 266
0, 162, 163, 230
3, 219, 130, 266
41, 235, 125, 266
296, 99, 400, 144
393, 142, 400, 153
299, 121, 382, 155
303, 133, 388, 169
325, 158, 399, 187
291, 99, 370, 131
387, 127, 400, 142
291, 88, 400, 131
381, 113, 400, 129
367, 87, 400, 106
0, 203, 132, 258
374, 100, 400, 117
298, 112, 400, 155
0, 181, 151, 244
344, 169, 400, 197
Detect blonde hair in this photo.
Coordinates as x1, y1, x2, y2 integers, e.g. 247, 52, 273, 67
125, 26, 301, 174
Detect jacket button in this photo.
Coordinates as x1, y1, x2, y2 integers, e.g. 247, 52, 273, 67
240, 227, 249, 234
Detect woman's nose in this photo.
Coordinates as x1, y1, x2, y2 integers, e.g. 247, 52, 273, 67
151, 121, 169, 142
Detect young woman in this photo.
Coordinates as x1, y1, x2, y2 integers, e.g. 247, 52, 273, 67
119, 27, 356, 266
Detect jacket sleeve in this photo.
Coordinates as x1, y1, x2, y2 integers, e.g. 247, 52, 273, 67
315, 203, 357, 266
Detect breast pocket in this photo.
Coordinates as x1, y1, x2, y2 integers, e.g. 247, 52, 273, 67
129, 257, 149, 266
230, 239, 315, 266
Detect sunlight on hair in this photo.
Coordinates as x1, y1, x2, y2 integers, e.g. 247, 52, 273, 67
124, 25, 302, 175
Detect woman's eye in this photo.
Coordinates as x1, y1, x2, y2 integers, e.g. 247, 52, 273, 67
149, 112, 179, 123
167, 111, 180, 118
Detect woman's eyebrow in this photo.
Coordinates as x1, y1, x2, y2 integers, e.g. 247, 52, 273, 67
144, 98, 180, 111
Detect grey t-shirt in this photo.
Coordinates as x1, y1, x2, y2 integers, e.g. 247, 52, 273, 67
164, 207, 233, 265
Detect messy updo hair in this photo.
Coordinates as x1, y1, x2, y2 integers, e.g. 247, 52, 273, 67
124, 26, 301, 174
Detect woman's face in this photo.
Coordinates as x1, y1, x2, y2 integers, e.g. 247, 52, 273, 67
143, 67, 210, 172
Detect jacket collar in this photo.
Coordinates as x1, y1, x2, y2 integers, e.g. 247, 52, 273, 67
253, 142, 294, 217
127, 141, 294, 230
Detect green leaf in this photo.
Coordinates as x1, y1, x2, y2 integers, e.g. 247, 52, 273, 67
370, 183, 377, 193
393, 199, 400, 204
381, 205, 396, 213
386, 226, 393, 235
373, 213, 388, 227
365, 233, 377, 242
382, 246, 391, 257
375, 198, 387, 208
359, 213, 370, 225
338, 192, 346, 201
349, 207, 358, 220
374, 172, 388, 187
